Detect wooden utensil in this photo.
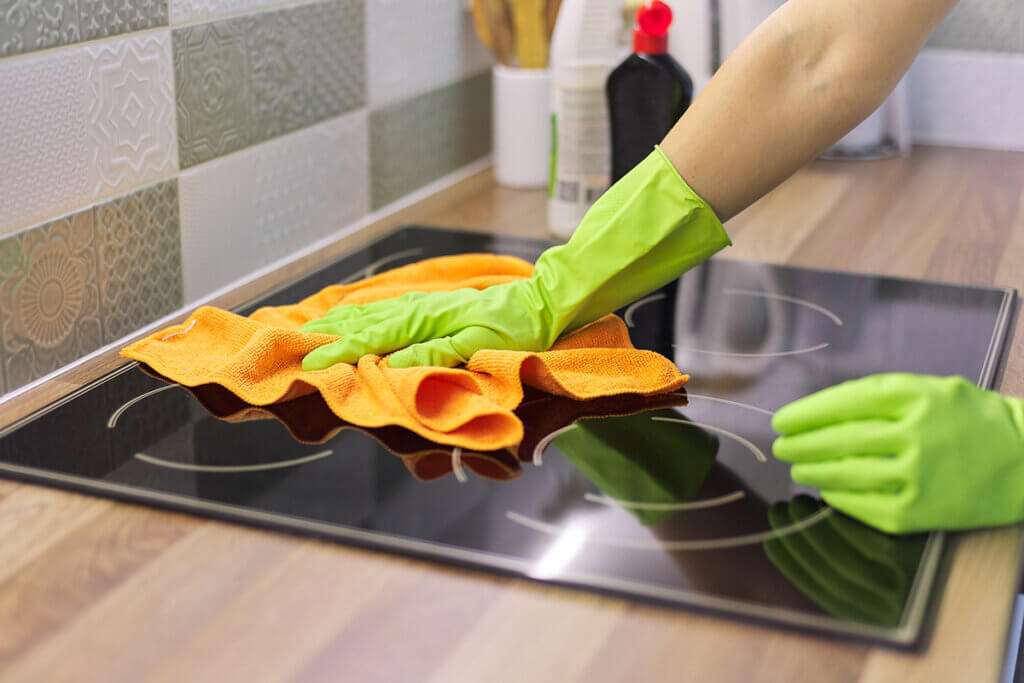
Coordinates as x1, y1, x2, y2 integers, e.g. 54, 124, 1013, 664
477, 0, 515, 66
510, 0, 549, 68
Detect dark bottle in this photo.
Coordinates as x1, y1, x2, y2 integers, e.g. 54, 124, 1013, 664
606, 1, 693, 182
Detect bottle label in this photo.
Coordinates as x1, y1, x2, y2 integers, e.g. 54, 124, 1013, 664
550, 85, 610, 213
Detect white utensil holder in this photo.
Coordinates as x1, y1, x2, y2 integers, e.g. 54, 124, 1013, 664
493, 65, 552, 189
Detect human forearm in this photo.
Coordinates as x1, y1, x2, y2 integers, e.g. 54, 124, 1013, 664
661, 0, 958, 222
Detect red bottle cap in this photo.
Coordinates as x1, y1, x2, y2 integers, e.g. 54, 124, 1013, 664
633, 1, 672, 54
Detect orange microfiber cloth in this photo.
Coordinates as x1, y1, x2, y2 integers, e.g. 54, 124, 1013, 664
121, 253, 688, 451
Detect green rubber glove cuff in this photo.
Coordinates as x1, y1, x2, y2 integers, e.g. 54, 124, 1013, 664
530, 146, 731, 344
299, 147, 730, 370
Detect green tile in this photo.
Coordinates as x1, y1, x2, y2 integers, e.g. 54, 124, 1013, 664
0, 0, 80, 57
0, 211, 103, 393
245, 7, 308, 141
173, 0, 365, 168
370, 72, 491, 209
0, 0, 169, 58
78, 0, 169, 42
96, 180, 183, 343
173, 18, 251, 168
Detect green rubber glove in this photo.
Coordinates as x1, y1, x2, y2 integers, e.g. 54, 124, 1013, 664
772, 374, 1024, 534
301, 147, 730, 370
554, 408, 719, 526
763, 496, 923, 626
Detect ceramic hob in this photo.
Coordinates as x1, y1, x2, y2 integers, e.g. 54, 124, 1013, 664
0, 226, 1015, 647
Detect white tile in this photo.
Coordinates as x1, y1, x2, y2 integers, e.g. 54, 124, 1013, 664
0, 48, 93, 236
170, 0, 282, 26
367, 0, 492, 108
908, 49, 1024, 151
178, 110, 370, 303
0, 32, 177, 238
85, 33, 178, 200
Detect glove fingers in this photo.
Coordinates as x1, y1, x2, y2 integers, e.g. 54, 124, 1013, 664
387, 327, 510, 369
303, 317, 435, 370
387, 337, 468, 369
314, 295, 417, 325
772, 420, 902, 463
772, 375, 918, 435
301, 311, 399, 336
791, 456, 907, 494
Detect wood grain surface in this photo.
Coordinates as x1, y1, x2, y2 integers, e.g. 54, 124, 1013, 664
0, 146, 1022, 683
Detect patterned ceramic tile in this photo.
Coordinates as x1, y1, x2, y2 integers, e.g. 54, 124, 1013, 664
178, 110, 369, 302
370, 72, 491, 209
367, 0, 491, 107
169, 0, 272, 26
244, 7, 307, 141
928, 0, 1023, 52
1, 33, 177, 237
0, 0, 168, 57
86, 32, 178, 197
78, 0, 168, 42
0, 212, 103, 393
0, 46, 93, 236
173, 0, 364, 169
173, 18, 250, 168
295, 0, 364, 123
96, 180, 183, 343
0, 0, 80, 57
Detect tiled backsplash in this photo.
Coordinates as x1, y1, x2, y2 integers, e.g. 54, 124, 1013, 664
0, 0, 492, 397
927, 0, 1024, 53
173, 0, 365, 167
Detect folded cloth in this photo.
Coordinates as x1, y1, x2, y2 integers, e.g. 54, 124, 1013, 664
122, 254, 689, 450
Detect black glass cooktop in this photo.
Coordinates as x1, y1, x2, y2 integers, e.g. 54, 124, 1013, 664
0, 226, 1015, 647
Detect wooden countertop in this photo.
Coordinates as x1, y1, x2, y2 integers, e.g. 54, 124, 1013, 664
1, 145, 1023, 682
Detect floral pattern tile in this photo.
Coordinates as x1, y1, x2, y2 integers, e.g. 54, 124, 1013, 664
0, 179, 186, 394
96, 179, 183, 343
0, 211, 103, 393
173, 0, 364, 169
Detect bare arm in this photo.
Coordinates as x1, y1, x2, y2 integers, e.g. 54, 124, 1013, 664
661, 0, 959, 222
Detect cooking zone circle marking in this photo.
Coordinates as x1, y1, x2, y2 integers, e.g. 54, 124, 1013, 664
627, 287, 842, 358
107, 383, 180, 429
584, 490, 746, 511
672, 342, 832, 358
650, 416, 768, 462
721, 289, 844, 326
505, 506, 833, 551
133, 449, 335, 473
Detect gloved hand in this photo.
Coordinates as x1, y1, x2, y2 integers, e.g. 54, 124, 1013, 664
772, 374, 1024, 534
763, 495, 922, 626
301, 147, 730, 370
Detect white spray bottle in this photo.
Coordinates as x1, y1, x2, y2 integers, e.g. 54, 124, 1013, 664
547, 0, 621, 239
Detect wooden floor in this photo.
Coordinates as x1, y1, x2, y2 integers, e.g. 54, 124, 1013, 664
0, 145, 1022, 682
